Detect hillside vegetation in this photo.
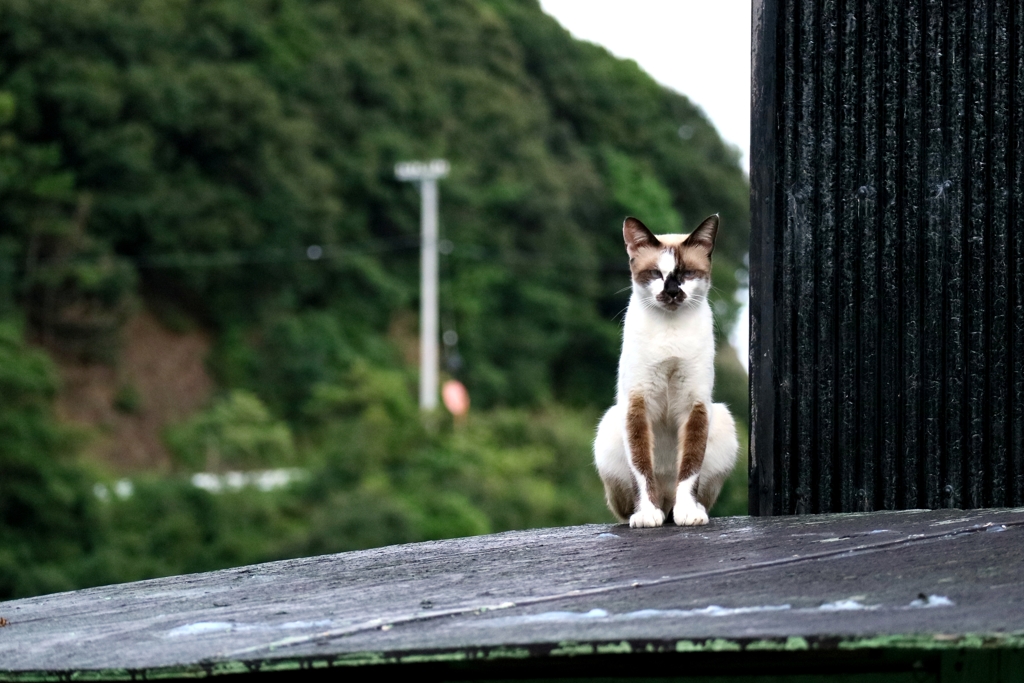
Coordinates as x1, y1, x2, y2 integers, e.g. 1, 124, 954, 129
0, 0, 750, 599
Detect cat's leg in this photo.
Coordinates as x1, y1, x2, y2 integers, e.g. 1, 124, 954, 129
594, 404, 637, 522
653, 423, 682, 515
696, 403, 740, 511
623, 392, 664, 527
673, 402, 710, 525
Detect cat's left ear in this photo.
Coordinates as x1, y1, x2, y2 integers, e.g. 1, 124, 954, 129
684, 214, 719, 257
623, 217, 661, 258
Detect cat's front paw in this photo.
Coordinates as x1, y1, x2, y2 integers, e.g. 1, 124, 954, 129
629, 501, 666, 528
673, 498, 709, 526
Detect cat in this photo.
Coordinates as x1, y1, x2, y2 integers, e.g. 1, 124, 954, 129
594, 215, 739, 527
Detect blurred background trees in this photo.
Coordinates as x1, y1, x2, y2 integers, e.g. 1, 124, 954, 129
0, 0, 750, 599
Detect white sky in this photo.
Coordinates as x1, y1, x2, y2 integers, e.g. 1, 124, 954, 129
538, 0, 751, 170
538, 0, 752, 367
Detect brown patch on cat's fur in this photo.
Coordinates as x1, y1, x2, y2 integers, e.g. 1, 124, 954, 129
624, 215, 718, 284
624, 217, 665, 286
683, 214, 719, 257
604, 477, 637, 522
629, 248, 665, 285
696, 470, 728, 510
678, 402, 709, 482
623, 217, 660, 257
626, 391, 658, 506
675, 246, 711, 280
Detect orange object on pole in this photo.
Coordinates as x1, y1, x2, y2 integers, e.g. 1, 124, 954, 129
442, 379, 470, 417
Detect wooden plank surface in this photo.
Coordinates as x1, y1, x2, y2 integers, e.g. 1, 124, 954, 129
1, 508, 1023, 679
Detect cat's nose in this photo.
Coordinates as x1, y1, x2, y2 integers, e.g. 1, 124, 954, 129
664, 277, 682, 297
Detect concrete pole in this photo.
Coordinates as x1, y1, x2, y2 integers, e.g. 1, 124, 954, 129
419, 178, 439, 411
394, 159, 447, 411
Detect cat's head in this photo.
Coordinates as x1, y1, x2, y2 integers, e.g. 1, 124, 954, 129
623, 214, 718, 312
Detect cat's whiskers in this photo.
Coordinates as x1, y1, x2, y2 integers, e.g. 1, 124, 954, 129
639, 296, 660, 313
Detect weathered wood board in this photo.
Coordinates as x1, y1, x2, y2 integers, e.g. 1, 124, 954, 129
1, 508, 1023, 680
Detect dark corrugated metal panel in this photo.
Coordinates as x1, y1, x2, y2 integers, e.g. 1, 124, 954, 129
750, 0, 1024, 515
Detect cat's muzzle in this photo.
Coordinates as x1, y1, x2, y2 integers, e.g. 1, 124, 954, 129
658, 291, 686, 308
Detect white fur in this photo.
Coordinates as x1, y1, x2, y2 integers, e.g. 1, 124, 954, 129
674, 473, 707, 525
594, 241, 739, 527
657, 252, 676, 276
631, 498, 665, 528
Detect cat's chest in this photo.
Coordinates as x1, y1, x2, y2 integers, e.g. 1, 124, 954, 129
619, 312, 713, 395
625, 343, 703, 387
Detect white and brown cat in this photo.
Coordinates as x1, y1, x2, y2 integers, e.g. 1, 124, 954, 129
594, 215, 739, 527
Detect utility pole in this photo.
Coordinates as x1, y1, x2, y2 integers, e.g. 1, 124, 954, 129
395, 159, 449, 410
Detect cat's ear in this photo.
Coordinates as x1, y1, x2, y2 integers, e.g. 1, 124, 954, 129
684, 214, 719, 257
623, 217, 661, 258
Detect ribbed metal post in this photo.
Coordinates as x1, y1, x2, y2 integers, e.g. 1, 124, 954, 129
750, 0, 1024, 515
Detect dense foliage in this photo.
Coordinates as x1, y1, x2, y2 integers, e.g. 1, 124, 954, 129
0, 321, 99, 597
0, 0, 750, 599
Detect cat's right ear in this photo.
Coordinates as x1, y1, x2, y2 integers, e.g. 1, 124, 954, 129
623, 217, 660, 259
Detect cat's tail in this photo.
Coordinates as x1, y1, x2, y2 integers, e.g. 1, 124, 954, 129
697, 403, 740, 511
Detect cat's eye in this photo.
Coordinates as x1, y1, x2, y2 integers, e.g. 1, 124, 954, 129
683, 269, 701, 280
646, 270, 663, 279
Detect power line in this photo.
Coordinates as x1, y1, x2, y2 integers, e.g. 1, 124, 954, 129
89, 235, 637, 274
133, 238, 422, 269
28, 238, 642, 276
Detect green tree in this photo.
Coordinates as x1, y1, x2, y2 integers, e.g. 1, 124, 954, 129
0, 0, 752, 599
166, 390, 295, 471
0, 321, 97, 597
0, 0, 748, 411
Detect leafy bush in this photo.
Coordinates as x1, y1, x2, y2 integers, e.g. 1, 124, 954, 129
166, 390, 295, 471
0, 334, 744, 599
0, 320, 98, 597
